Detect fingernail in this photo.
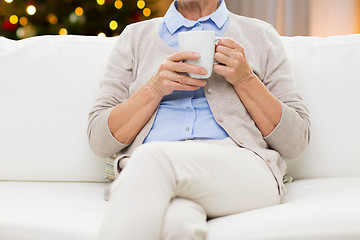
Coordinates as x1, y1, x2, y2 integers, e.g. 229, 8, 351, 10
194, 52, 201, 57
201, 69, 207, 74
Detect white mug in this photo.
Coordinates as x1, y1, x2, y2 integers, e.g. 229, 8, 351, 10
178, 30, 220, 79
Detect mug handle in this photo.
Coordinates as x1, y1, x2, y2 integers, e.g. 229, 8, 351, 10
214, 37, 222, 65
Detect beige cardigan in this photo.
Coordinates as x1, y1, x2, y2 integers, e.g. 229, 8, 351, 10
88, 13, 310, 196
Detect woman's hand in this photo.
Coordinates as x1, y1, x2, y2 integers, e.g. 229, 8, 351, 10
213, 38, 255, 86
149, 51, 208, 96
214, 37, 282, 137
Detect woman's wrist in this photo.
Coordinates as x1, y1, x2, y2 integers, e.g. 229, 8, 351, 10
233, 72, 260, 94
145, 80, 166, 101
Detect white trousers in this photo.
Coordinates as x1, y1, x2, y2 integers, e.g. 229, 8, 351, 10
97, 139, 280, 240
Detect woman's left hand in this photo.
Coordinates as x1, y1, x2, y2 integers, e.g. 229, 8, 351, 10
214, 37, 282, 137
213, 38, 255, 86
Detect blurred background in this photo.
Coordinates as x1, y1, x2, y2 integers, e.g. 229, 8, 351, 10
0, 0, 359, 40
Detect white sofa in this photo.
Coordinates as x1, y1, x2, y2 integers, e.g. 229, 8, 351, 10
1, 33, 360, 240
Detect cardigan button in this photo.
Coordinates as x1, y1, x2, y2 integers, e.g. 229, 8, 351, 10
207, 88, 213, 94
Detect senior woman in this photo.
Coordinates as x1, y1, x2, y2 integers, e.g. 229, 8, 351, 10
88, 0, 310, 239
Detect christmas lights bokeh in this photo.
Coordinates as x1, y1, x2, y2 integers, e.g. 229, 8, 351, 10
0, 0, 157, 39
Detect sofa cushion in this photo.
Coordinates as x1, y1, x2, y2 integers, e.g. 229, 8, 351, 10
1, 178, 359, 240
0, 35, 116, 182
0, 182, 107, 240
281, 34, 360, 179
207, 177, 360, 240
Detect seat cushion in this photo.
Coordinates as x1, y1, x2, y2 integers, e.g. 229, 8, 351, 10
207, 177, 360, 240
0, 182, 107, 240
2, 178, 359, 240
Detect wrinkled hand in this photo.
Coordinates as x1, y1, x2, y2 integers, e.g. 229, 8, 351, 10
149, 51, 207, 96
214, 38, 255, 86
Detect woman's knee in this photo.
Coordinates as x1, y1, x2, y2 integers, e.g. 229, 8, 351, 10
123, 142, 178, 188
161, 198, 208, 240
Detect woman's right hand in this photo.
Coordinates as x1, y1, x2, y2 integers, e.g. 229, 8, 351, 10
149, 51, 208, 96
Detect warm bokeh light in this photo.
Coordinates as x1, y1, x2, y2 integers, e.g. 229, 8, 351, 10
0, 0, 162, 40
97, 0, 105, 6
19, 17, 28, 26
59, 28, 68, 35
47, 14, 58, 25
98, 32, 106, 37
109, 20, 118, 30
137, 0, 145, 9
143, 8, 151, 17
26, 5, 36, 15
9, 15, 18, 24
75, 7, 84, 16
114, 0, 123, 9
16, 27, 25, 38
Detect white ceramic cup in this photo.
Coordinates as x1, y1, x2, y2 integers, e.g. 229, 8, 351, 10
178, 30, 220, 79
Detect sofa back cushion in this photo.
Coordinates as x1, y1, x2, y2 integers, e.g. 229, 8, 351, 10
0, 35, 116, 182
1, 34, 360, 182
282, 34, 360, 179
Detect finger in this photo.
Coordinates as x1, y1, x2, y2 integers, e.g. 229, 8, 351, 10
215, 51, 244, 68
177, 74, 207, 87
216, 44, 245, 60
168, 72, 206, 87
167, 51, 201, 62
162, 77, 201, 92
165, 61, 207, 76
215, 44, 234, 58
156, 69, 175, 82
217, 37, 243, 50
213, 63, 233, 77
214, 50, 232, 66
174, 83, 201, 92
156, 68, 206, 88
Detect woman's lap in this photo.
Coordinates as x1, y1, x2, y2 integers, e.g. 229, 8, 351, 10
98, 140, 280, 240
133, 140, 280, 217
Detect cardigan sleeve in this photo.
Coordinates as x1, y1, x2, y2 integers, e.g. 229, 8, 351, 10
262, 25, 311, 160
87, 26, 134, 157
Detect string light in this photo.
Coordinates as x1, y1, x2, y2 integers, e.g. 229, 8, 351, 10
9, 15, 18, 24
4, 0, 13, 3
98, 32, 106, 37
137, 0, 145, 9
109, 20, 118, 30
59, 28, 68, 35
19, 17, 28, 26
75, 7, 84, 16
26, 5, 36, 15
97, 0, 105, 6
143, 7, 151, 17
114, 0, 123, 9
